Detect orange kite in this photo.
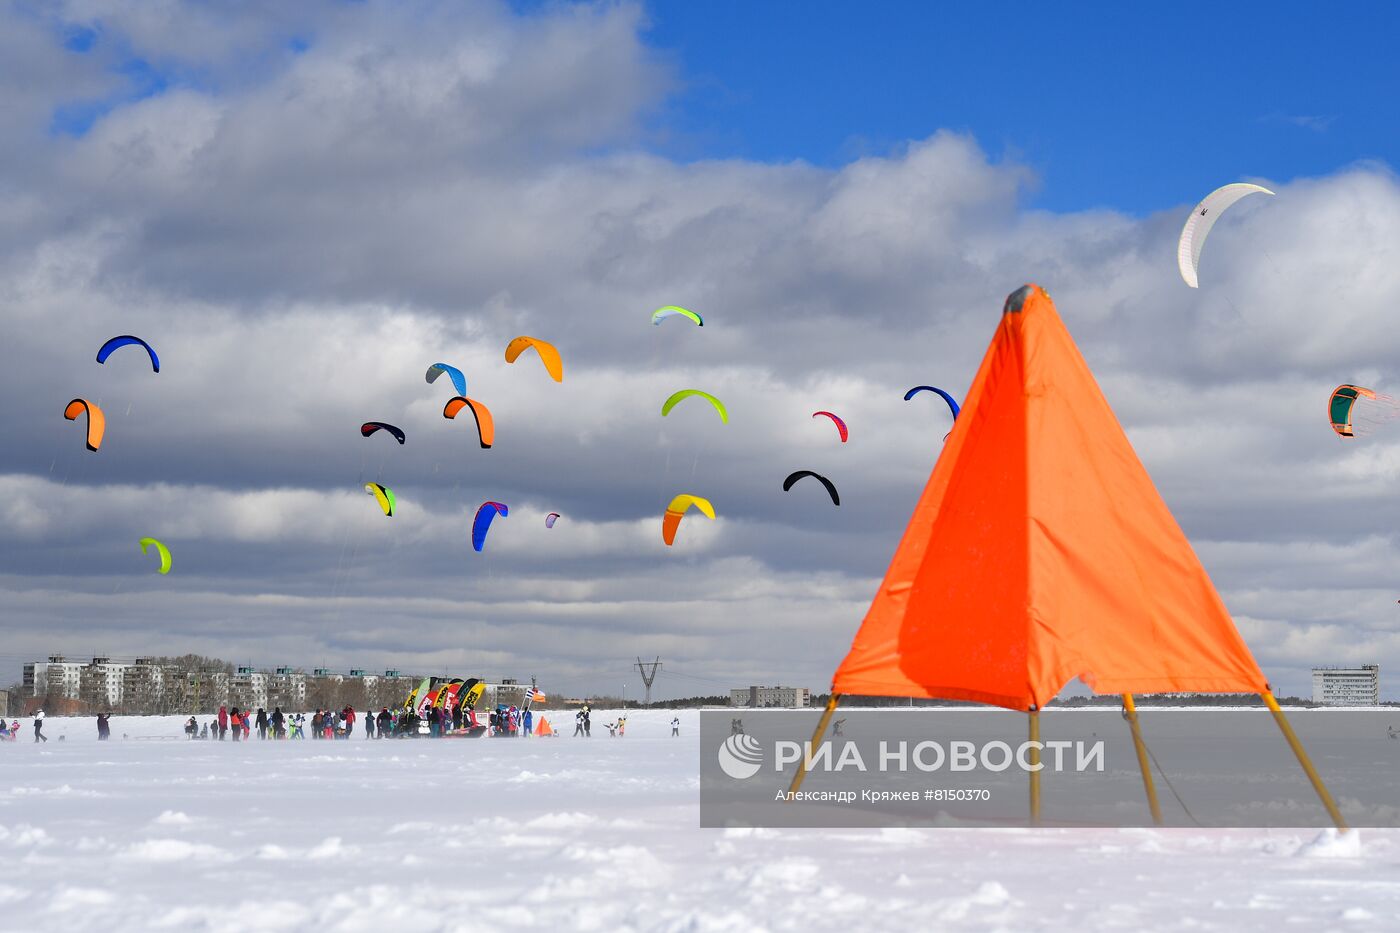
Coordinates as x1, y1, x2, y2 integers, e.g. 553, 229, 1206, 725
833, 285, 1268, 710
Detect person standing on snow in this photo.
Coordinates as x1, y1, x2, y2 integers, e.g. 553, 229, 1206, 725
376, 708, 391, 738
583, 705, 591, 737
671, 717, 679, 737
255, 708, 268, 740
270, 707, 284, 739
523, 708, 533, 737
573, 710, 584, 737
217, 705, 228, 740
364, 710, 373, 739
33, 708, 47, 743
96, 712, 111, 740
229, 707, 243, 742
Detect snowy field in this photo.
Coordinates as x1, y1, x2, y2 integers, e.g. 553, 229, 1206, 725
1, 709, 1396, 932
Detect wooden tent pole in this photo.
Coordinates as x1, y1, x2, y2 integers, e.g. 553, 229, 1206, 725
786, 693, 841, 798
1121, 694, 1162, 825
1028, 708, 1041, 826
1261, 691, 1348, 832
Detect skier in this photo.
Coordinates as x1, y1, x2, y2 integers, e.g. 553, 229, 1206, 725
671, 716, 679, 737
255, 708, 268, 740
217, 705, 228, 740
33, 708, 46, 743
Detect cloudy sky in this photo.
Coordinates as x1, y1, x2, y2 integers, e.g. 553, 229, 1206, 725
3, 1, 1399, 700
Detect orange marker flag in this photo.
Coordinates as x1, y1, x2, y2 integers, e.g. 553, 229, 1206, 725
833, 285, 1267, 711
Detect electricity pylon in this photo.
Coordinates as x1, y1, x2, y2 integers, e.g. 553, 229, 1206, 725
635, 657, 661, 706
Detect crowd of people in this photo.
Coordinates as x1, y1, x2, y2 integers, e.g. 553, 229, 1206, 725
1, 702, 684, 743
180, 701, 546, 739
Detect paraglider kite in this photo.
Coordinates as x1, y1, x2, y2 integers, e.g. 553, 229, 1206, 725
783, 470, 840, 506
63, 398, 105, 452
425, 362, 467, 397
443, 397, 495, 449
1177, 183, 1274, 288
812, 411, 848, 443
360, 422, 406, 445
96, 335, 160, 373
662, 494, 714, 546
904, 385, 960, 420
138, 537, 172, 574
661, 389, 728, 425
1326, 385, 1400, 438
365, 483, 396, 517
504, 336, 563, 383
472, 501, 509, 552
651, 306, 703, 327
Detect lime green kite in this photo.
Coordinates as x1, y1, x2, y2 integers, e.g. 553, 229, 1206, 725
138, 537, 172, 574
661, 389, 728, 424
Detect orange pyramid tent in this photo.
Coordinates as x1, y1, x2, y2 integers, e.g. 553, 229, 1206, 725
536, 717, 553, 737
799, 285, 1343, 828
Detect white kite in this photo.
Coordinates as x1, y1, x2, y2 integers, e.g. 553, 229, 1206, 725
1177, 183, 1274, 288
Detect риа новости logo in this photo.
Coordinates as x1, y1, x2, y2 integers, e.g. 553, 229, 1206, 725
717, 734, 764, 779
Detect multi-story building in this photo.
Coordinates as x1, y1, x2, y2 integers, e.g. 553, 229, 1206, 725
268, 667, 307, 710
729, 686, 811, 708
86, 657, 136, 708
122, 658, 187, 714
186, 670, 231, 713
1312, 665, 1380, 706
230, 666, 269, 710
22, 655, 86, 700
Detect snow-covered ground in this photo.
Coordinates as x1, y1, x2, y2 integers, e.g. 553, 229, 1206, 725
1, 709, 1395, 932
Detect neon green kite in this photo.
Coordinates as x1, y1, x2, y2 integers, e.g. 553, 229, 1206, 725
661, 389, 728, 424
138, 537, 172, 574
651, 306, 703, 327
